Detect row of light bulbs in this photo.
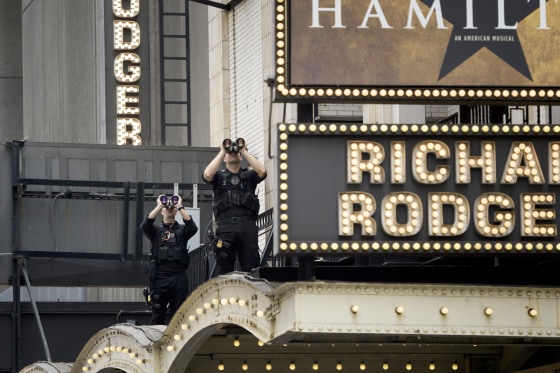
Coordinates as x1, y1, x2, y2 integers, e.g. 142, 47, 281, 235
216, 360, 460, 371
279, 122, 560, 136
81, 345, 145, 371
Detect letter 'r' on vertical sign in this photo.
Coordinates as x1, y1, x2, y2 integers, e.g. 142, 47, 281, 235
117, 118, 142, 145
113, 0, 140, 18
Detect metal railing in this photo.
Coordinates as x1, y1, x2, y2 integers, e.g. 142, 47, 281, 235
187, 208, 274, 293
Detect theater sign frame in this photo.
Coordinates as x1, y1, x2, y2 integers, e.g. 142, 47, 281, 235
274, 0, 560, 103
274, 122, 560, 257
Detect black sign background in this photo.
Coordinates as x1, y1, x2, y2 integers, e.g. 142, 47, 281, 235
276, 124, 560, 255
276, 0, 560, 102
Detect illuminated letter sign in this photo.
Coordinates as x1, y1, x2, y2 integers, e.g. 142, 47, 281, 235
113, 0, 142, 145
275, 0, 560, 102
275, 123, 560, 256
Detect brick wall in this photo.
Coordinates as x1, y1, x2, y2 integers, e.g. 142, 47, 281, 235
318, 104, 363, 120
425, 105, 459, 121
228, 0, 269, 212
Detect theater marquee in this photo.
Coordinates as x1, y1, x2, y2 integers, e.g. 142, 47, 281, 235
274, 0, 560, 102
274, 123, 560, 256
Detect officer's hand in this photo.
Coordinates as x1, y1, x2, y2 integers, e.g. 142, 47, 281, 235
219, 143, 227, 155
177, 195, 184, 208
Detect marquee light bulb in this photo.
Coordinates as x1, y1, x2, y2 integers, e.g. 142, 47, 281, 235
528, 308, 538, 317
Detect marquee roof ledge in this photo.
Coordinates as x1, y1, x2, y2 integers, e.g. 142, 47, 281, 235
20, 274, 560, 373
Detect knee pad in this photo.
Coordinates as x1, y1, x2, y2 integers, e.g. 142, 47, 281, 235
151, 294, 165, 309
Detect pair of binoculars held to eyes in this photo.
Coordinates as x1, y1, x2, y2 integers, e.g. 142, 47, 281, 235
222, 138, 245, 154
160, 194, 180, 209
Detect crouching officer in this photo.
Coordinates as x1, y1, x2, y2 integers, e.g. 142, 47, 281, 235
202, 138, 267, 275
140, 194, 198, 325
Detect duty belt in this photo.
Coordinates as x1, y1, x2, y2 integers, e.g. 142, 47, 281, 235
216, 216, 255, 226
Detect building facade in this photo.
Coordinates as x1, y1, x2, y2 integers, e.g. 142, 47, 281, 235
2, 0, 560, 372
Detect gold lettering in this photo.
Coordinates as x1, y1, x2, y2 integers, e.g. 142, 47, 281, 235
520, 193, 556, 237
338, 192, 376, 236
390, 141, 406, 184
381, 192, 422, 236
456, 141, 496, 184
347, 141, 385, 184
428, 193, 470, 236
501, 142, 544, 184
549, 142, 560, 184
412, 140, 450, 184
473, 193, 514, 237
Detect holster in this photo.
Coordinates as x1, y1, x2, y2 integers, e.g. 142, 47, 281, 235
212, 238, 231, 262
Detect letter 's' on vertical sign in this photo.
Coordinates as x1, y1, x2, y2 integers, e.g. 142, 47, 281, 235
274, 0, 560, 102
113, 0, 142, 145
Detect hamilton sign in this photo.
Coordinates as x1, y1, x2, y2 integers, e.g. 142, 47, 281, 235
274, 0, 560, 102
274, 123, 560, 256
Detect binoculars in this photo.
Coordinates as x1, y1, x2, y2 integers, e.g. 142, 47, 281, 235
222, 138, 245, 154
160, 194, 179, 209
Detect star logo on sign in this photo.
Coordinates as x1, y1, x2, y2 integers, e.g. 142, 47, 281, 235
420, 0, 546, 81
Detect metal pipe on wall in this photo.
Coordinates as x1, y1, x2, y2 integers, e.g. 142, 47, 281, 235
20, 260, 51, 362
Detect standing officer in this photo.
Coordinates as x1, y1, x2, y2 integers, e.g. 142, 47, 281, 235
202, 138, 267, 275
140, 194, 198, 325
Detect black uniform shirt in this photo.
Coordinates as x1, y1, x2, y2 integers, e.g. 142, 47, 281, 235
140, 217, 198, 276
205, 168, 266, 219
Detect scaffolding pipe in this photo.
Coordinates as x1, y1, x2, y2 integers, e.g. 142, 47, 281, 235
20, 260, 52, 362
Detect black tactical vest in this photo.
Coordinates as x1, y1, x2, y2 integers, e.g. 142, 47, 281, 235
152, 223, 188, 263
213, 169, 259, 216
